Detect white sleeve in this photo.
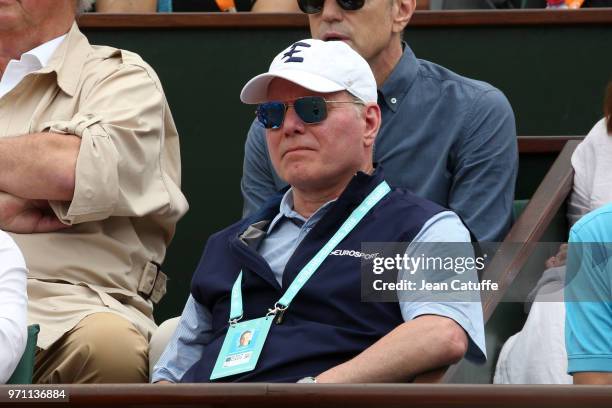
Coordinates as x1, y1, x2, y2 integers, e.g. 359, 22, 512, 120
567, 119, 612, 226
568, 137, 593, 226
0, 231, 28, 384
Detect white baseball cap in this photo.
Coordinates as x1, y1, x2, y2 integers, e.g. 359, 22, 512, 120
240, 39, 377, 104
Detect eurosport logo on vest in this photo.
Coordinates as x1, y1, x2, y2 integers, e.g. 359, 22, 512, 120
329, 249, 379, 261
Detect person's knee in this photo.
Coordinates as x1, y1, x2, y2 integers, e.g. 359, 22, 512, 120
74, 313, 148, 382
37, 313, 149, 383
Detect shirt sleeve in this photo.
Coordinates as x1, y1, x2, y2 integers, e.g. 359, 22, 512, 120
0, 232, 28, 384
565, 216, 612, 374
568, 134, 593, 226
449, 89, 517, 242
46, 55, 187, 225
151, 295, 214, 383
241, 119, 286, 218
399, 211, 487, 364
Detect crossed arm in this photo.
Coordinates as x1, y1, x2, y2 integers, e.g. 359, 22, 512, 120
0, 54, 179, 234
0, 132, 79, 233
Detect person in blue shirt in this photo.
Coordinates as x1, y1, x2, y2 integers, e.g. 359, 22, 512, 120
152, 38, 486, 383
565, 204, 612, 385
241, 0, 517, 243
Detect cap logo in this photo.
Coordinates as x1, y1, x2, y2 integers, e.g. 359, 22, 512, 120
282, 41, 311, 63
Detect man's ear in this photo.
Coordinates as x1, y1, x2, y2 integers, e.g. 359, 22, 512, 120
363, 103, 381, 148
392, 0, 416, 34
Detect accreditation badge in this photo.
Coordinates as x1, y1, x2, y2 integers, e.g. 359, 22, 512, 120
210, 316, 274, 380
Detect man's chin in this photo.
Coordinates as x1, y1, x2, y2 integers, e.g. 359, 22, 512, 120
282, 168, 319, 188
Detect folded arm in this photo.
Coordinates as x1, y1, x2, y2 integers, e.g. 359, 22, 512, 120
0, 56, 187, 233
0, 132, 79, 201
0, 133, 79, 233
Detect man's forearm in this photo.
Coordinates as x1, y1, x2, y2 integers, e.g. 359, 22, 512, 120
315, 316, 468, 383
0, 133, 80, 201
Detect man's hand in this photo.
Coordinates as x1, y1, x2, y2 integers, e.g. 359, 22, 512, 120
545, 243, 568, 269
0, 192, 69, 233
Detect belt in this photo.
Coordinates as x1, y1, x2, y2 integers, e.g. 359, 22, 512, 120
138, 261, 167, 304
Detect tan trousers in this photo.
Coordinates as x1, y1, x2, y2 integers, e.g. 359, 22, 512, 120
34, 313, 149, 384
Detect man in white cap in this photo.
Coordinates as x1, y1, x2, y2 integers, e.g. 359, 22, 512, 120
152, 39, 485, 383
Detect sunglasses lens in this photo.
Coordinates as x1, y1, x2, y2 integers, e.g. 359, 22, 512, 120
294, 96, 327, 124
257, 102, 285, 129
298, 0, 324, 14
298, 0, 365, 13
338, 0, 365, 10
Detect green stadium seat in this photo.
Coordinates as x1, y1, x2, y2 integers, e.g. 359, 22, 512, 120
513, 199, 529, 222
7, 324, 40, 385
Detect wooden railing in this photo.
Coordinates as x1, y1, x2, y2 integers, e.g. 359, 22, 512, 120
0, 383, 611, 408
482, 140, 578, 321
76, 8, 612, 29
414, 140, 580, 383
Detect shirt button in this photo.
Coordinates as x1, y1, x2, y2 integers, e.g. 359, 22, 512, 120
390, 97, 397, 104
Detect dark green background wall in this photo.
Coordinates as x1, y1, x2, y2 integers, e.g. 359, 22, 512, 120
81, 24, 611, 322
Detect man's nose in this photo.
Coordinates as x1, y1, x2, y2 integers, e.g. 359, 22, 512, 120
319, 0, 344, 22
282, 105, 306, 137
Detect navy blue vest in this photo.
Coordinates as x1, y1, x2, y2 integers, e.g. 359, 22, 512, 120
182, 170, 444, 382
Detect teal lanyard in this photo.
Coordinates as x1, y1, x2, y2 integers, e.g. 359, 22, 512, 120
229, 181, 391, 324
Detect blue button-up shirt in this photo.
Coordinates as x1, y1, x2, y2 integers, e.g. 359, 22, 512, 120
241, 44, 517, 242
152, 189, 486, 383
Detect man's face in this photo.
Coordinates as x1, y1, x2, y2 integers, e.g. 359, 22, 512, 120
239, 331, 252, 346
265, 79, 371, 193
308, 0, 399, 64
0, 0, 73, 33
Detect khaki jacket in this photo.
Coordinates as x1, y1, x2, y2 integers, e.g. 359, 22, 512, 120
0, 23, 189, 349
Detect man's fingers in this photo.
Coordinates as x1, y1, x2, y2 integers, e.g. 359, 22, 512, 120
34, 216, 69, 233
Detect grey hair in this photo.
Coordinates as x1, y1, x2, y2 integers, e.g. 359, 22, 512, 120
77, 0, 95, 13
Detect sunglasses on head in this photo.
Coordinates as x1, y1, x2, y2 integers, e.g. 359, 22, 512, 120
297, 0, 366, 14
256, 96, 364, 129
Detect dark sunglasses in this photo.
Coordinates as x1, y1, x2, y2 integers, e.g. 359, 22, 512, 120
256, 96, 364, 129
297, 0, 366, 14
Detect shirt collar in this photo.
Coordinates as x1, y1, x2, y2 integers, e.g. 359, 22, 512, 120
39, 22, 93, 97
21, 34, 67, 70
267, 188, 337, 234
378, 42, 419, 113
